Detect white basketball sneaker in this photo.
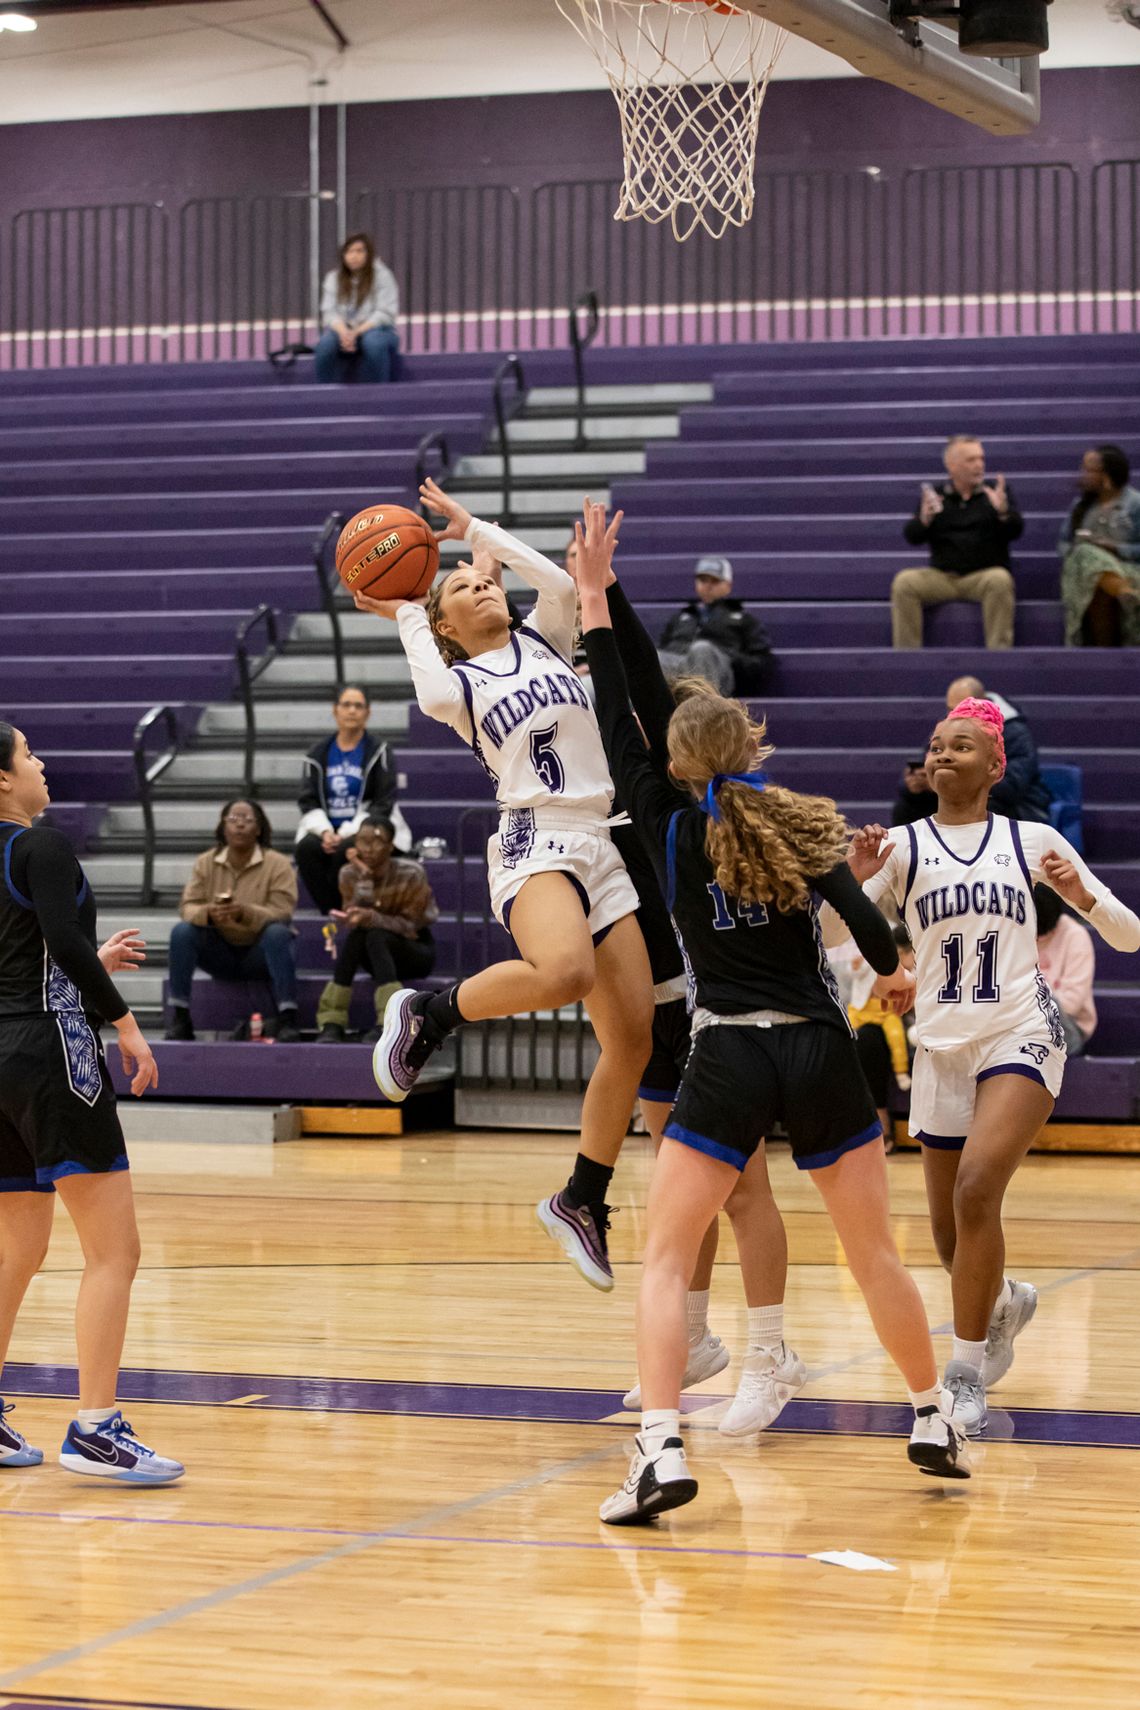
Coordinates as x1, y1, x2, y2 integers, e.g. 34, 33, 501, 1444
718, 1343, 807, 1437
982, 1279, 1038, 1388
599, 1432, 698, 1525
622, 1330, 729, 1411
943, 1360, 988, 1436
907, 1389, 972, 1479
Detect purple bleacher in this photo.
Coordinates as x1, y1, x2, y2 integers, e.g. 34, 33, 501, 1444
106, 1040, 413, 1104
161, 971, 447, 1033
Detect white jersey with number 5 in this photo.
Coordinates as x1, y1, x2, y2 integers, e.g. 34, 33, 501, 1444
865, 814, 1140, 1052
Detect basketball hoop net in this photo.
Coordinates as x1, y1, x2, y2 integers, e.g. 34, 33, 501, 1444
555, 0, 786, 242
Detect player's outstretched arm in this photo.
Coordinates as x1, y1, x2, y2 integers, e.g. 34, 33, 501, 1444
1032, 829, 1140, 952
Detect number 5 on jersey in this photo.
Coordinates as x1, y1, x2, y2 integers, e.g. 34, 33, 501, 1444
529, 725, 564, 794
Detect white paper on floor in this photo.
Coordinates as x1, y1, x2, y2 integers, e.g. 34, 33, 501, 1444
810, 1550, 897, 1573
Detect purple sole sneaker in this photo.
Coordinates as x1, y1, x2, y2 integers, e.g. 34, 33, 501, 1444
372, 988, 424, 1103
537, 1190, 614, 1292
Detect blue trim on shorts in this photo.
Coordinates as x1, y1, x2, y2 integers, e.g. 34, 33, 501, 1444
664, 1120, 748, 1173
3, 826, 33, 910
0, 1173, 54, 1194
916, 1130, 968, 1151
639, 1082, 679, 1105
977, 1063, 1050, 1092
35, 1153, 129, 1186
798, 1119, 883, 1173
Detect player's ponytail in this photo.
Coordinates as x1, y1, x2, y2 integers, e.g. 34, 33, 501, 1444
425, 574, 470, 666
0, 722, 15, 771
667, 694, 848, 914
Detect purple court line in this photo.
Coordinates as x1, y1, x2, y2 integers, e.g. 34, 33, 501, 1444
4, 1363, 1140, 1449
0, 1509, 809, 1565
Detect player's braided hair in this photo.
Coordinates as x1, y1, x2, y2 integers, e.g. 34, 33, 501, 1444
0, 721, 14, 770
666, 684, 849, 914
425, 574, 470, 666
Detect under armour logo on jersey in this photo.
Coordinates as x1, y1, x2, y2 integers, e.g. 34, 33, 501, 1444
995, 854, 1011, 867
1019, 1042, 1049, 1065
545, 839, 566, 854
924, 857, 941, 866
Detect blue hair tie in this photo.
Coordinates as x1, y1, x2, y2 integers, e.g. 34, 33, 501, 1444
701, 770, 769, 822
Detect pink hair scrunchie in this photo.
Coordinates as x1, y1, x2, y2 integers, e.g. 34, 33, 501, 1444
947, 696, 1007, 777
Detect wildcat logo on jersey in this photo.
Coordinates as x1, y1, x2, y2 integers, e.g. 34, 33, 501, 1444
914, 879, 1028, 930
1019, 1041, 1049, 1065
995, 853, 1012, 867
479, 672, 590, 751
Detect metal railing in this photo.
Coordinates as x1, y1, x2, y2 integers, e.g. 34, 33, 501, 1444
312, 511, 346, 687
3, 160, 1139, 367
234, 604, 282, 798
490, 354, 526, 526
569, 290, 601, 450
132, 704, 180, 906
415, 430, 451, 513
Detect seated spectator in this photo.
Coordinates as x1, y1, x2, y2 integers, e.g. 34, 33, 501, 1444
165, 800, 299, 1042
657, 556, 772, 695
891, 673, 1050, 826
892, 435, 1022, 650
294, 685, 408, 914
1059, 444, 1140, 648
847, 923, 916, 1155
1036, 883, 1097, 1058
316, 819, 438, 1044
314, 232, 400, 385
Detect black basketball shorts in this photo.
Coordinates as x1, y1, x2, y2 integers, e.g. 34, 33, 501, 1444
638, 997, 693, 1105
665, 1019, 881, 1172
0, 1015, 128, 1193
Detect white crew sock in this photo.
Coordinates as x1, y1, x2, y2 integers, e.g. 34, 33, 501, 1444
685, 1290, 711, 1345
908, 1383, 943, 1415
76, 1406, 118, 1434
951, 1337, 987, 1373
746, 1303, 784, 1356
641, 1408, 681, 1451
992, 1278, 1013, 1315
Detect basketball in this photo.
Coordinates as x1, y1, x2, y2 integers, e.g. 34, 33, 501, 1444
335, 503, 439, 600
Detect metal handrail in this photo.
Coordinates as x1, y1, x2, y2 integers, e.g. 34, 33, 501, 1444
132, 704, 180, 906
312, 510, 347, 686
490, 353, 526, 526
569, 290, 600, 449
415, 430, 452, 516
235, 604, 282, 798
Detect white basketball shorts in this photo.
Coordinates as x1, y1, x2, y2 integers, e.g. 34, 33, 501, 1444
486, 809, 638, 944
908, 1026, 1066, 1150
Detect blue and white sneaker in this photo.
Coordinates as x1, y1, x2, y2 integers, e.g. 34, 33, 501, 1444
0, 1399, 43, 1468
59, 1412, 185, 1485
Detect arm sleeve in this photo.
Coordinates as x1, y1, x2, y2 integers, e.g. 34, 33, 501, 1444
395, 604, 471, 739
374, 262, 399, 327
903, 508, 930, 546
1001, 484, 1024, 541
1058, 499, 1079, 556
739, 611, 772, 661
15, 830, 129, 1022
240, 855, 297, 931
1021, 827, 1140, 951
320, 271, 338, 327
362, 744, 398, 819
1118, 492, 1140, 566
605, 581, 676, 771
582, 625, 686, 864
466, 517, 577, 658
179, 851, 212, 928
813, 861, 899, 976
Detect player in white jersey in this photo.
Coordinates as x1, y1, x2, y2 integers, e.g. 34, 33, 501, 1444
354, 480, 653, 1293
849, 698, 1140, 1434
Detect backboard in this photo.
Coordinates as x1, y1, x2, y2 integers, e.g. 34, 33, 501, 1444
737, 0, 1041, 134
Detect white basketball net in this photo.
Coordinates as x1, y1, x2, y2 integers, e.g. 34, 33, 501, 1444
556, 0, 786, 241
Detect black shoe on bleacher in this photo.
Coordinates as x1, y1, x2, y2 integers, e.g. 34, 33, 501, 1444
164, 1010, 195, 1043
275, 1014, 303, 1044
316, 1023, 347, 1044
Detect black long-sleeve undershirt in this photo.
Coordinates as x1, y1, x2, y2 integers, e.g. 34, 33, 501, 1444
10, 826, 128, 1022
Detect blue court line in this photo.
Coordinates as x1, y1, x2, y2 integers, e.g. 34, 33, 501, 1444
4, 1362, 1140, 1448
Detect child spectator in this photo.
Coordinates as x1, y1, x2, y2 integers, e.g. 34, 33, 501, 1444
1035, 883, 1097, 1057
848, 924, 916, 1154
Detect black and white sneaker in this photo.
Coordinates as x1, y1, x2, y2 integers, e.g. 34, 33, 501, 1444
600, 1433, 698, 1525
908, 1390, 973, 1480
0, 1400, 43, 1468
372, 989, 446, 1103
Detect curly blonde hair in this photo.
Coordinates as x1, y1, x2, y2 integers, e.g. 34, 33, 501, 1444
425, 573, 468, 666
666, 689, 849, 914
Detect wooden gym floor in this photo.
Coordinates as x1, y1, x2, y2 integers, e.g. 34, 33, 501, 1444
2, 1130, 1139, 1710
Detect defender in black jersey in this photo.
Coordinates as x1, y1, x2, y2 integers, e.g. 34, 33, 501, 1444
604, 579, 804, 1434
573, 505, 969, 1524
0, 723, 182, 1484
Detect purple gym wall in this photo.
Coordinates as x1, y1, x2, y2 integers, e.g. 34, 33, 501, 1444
1, 66, 1138, 361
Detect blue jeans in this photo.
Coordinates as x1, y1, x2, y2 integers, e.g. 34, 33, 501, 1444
313, 325, 399, 384
168, 922, 299, 1012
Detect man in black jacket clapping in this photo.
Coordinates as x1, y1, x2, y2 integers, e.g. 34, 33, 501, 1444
657, 556, 773, 695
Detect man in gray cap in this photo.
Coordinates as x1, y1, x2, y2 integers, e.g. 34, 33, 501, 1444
656, 556, 773, 695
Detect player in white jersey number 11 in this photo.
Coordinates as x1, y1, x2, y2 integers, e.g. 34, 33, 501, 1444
352, 480, 653, 1293
848, 698, 1140, 1436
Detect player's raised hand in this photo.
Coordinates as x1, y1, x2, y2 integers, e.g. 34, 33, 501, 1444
418, 477, 473, 543
98, 927, 147, 974
872, 965, 916, 1017
353, 590, 426, 621
847, 823, 892, 885
114, 1013, 159, 1095
1041, 849, 1096, 913
574, 498, 623, 592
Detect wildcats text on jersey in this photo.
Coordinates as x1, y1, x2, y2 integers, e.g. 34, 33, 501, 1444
913, 879, 1029, 930
477, 668, 591, 751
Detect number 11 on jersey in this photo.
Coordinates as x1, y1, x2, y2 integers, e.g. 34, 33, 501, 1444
938, 931, 1000, 1004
